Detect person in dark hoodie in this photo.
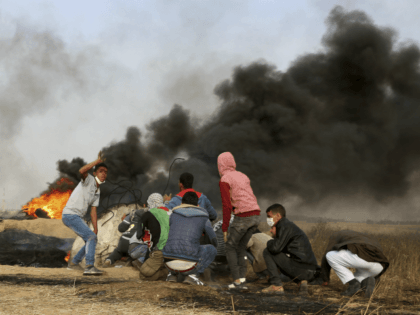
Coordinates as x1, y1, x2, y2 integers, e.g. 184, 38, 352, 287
217, 152, 261, 289
162, 191, 218, 285
262, 204, 320, 294
320, 230, 389, 298
164, 172, 217, 221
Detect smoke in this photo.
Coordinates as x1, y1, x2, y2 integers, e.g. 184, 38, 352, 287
0, 23, 104, 209
55, 6, 420, 218
0, 27, 95, 138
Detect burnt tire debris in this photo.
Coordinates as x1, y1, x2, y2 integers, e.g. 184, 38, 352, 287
0, 229, 74, 268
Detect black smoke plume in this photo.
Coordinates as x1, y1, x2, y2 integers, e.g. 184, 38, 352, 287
54, 7, 420, 216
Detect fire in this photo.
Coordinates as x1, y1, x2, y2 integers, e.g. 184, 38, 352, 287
64, 251, 71, 262
23, 178, 74, 219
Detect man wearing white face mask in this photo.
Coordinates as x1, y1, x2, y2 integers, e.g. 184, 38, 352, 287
62, 151, 108, 276
262, 204, 320, 294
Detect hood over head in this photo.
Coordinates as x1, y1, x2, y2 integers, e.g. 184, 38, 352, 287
217, 152, 236, 177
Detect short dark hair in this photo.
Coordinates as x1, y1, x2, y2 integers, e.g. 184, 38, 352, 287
182, 191, 198, 206
94, 163, 108, 172
266, 204, 286, 217
179, 172, 194, 189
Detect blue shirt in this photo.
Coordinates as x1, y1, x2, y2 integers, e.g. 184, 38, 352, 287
62, 174, 100, 217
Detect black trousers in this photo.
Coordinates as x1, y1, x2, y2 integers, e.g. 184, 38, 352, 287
107, 237, 129, 263
263, 248, 316, 286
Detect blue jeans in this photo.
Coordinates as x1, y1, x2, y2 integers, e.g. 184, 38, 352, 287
62, 214, 97, 266
167, 245, 217, 276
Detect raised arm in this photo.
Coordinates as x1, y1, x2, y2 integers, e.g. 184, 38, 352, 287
79, 151, 106, 180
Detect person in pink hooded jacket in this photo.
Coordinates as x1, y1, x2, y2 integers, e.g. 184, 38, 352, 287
218, 152, 261, 289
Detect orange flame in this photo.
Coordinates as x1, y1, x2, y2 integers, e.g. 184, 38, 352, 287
22, 178, 74, 219
64, 251, 71, 262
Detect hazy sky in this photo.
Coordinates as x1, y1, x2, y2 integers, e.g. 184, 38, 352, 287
1, 0, 420, 219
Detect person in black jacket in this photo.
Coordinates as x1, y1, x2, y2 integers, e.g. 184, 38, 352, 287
105, 209, 147, 266
320, 230, 389, 298
262, 204, 320, 294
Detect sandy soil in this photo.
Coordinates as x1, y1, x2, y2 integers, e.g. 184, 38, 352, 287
0, 218, 76, 239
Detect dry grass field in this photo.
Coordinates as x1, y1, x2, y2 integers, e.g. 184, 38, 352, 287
0, 220, 419, 314
304, 222, 420, 314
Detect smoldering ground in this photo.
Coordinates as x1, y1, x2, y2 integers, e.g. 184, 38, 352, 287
47, 7, 420, 218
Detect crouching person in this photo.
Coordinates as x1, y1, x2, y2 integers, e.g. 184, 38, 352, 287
321, 230, 389, 298
135, 193, 171, 281
262, 204, 320, 294
105, 208, 147, 267
246, 232, 272, 281
162, 192, 218, 285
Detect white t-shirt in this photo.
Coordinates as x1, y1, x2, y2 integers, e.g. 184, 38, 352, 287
62, 173, 100, 217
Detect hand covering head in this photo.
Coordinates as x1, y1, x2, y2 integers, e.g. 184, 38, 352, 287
147, 193, 164, 209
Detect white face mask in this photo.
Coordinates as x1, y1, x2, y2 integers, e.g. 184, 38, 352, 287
267, 218, 275, 227
95, 176, 105, 185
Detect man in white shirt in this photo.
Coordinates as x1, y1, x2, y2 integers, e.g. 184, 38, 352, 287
62, 151, 107, 275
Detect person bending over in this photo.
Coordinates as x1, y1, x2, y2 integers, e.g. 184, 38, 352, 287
62, 151, 107, 276
262, 204, 320, 294
162, 192, 218, 285
321, 230, 389, 298
164, 172, 217, 221
246, 232, 272, 280
217, 152, 261, 289
134, 193, 171, 281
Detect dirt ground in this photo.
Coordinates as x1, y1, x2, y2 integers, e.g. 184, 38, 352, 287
0, 264, 419, 315
1, 219, 420, 314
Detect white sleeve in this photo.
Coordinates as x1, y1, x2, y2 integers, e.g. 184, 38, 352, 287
92, 194, 100, 207
82, 173, 94, 187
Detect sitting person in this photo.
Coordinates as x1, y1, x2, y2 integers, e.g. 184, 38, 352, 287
162, 192, 218, 285
246, 232, 272, 280
105, 193, 170, 269
104, 208, 147, 268
134, 193, 171, 281
165, 172, 217, 221
321, 230, 389, 298
262, 204, 320, 294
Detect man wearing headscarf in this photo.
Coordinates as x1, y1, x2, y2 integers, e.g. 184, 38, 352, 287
135, 193, 171, 281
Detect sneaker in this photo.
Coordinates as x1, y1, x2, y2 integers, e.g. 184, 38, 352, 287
341, 279, 361, 296
166, 273, 177, 283
228, 281, 248, 290
239, 278, 246, 284
262, 285, 285, 294
361, 277, 376, 298
183, 274, 204, 286
83, 265, 103, 276
67, 261, 83, 271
